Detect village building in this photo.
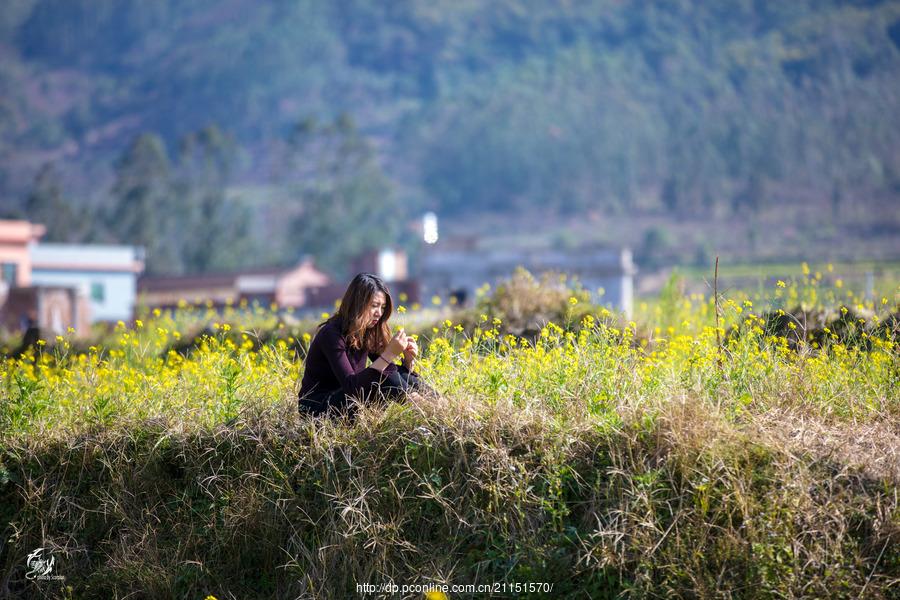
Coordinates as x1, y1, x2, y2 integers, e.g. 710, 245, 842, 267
0, 219, 44, 288
1, 285, 91, 338
30, 243, 145, 323
419, 239, 637, 318
137, 249, 422, 315
137, 257, 332, 312
0, 220, 92, 336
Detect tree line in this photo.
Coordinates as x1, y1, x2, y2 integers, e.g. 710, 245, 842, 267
21, 116, 399, 276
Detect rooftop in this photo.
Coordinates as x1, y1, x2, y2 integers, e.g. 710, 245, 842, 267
0, 220, 46, 244
31, 243, 145, 273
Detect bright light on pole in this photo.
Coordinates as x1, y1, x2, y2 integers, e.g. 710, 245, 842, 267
423, 212, 438, 244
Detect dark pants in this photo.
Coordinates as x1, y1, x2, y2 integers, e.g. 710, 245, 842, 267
298, 370, 429, 420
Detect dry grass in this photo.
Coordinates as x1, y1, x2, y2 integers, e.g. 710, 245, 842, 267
2, 387, 897, 599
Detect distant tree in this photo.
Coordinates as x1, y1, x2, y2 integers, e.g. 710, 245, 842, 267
661, 178, 680, 214
732, 174, 766, 214
692, 242, 713, 268
830, 181, 844, 219
178, 125, 236, 187
107, 133, 179, 273
285, 114, 401, 277
747, 174, 766, 212
747, 214, 759, 254
637, 227, 674, 269
25, 163, 82, 241
176, 124, 255, 272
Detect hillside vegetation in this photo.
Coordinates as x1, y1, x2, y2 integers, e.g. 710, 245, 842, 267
1, 1, 900, 274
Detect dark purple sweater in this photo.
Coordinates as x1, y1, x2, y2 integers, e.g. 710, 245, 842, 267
298, 317, 407, 399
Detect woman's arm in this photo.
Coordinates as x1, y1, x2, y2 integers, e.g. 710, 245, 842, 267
320, 327, 396, 396
369, 351, 399, 372
368, 329, 409, 372
368, 351, 402, 372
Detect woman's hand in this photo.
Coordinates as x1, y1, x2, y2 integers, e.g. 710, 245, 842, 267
402, 338, 419, 367
385, 329, 408, 359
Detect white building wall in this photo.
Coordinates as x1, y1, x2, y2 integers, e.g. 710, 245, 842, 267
29, 269, 137, 322
29, 244, 143, 323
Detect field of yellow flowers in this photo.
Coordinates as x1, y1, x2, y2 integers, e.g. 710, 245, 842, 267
1, 267, 898, 599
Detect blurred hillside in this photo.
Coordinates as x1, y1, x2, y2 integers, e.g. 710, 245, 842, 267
1, 0, 899, 275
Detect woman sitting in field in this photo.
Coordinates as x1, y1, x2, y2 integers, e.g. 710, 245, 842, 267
298, 272, 427, 419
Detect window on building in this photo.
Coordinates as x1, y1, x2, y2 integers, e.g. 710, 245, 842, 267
91, 282, 105, 302
1, 262, 17, 285
0, 263, 19, 287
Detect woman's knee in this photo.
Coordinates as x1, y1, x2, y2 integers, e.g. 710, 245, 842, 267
370, 371, 409, 401
400, 371, 434, 396
299, 390, 353, 418
298, 394, 326, 416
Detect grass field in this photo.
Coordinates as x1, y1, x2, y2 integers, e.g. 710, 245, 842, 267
1, 268, 898, 599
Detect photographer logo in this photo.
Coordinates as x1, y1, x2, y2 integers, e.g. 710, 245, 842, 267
26, 548, 64, 581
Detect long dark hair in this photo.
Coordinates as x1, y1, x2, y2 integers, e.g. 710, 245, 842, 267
322, 273, 393, 353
